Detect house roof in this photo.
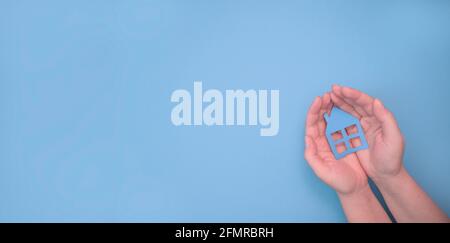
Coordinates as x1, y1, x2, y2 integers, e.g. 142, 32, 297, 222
324, 107, 359, 132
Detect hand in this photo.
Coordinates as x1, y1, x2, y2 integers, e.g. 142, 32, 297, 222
330, 85, 449, 222
330, 85, 405, 181
304, 93, 369, 195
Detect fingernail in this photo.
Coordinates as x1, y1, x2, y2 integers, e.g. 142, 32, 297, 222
342, 87, 350, 96
332, 84, 339, 91
375, 99, 384, 109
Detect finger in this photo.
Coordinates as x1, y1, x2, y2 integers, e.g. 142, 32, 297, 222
305, 136, 328, 178
330, 92, 362, 120
335, 87, 368, 117
321, 92, 333, 114
331, 85, 362, 117
306, 96, 322, 138
340, 86, 375, 116
318, 93, 332, 135
373, 99, 403, 144
306, 96, 321, 125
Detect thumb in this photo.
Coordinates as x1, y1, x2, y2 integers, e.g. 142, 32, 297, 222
373, 99, 403, 144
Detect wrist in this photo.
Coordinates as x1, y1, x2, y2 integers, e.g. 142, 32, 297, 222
372, 165, 410, 194
337, 184, 391, 223
371, 161, 407, 183
337, 183, 373, 201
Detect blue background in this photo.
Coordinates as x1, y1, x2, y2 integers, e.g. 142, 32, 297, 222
1, 0, 449, 222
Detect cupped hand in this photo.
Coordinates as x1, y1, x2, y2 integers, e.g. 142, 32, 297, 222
330, 85, 405, 181
305, 93, 368, 195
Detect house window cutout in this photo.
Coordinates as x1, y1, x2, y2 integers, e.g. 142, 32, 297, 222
350, 137, 362, 148
345, 124, 358, 136
332, 130, 343, 141
324, 107, 368, 160
335, 142, 347, 154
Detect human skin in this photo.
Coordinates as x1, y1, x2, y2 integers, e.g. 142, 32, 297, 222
304, 94, 390, 222
330, 85, 449, 223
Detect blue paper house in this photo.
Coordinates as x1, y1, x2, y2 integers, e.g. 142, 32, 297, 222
324, 107, 368, 159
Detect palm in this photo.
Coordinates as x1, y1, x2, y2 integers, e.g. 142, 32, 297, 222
305, 94, 368, 195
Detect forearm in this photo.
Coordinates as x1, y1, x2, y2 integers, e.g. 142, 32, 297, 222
338, 185, 391, 223
373, 166, 449, 223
